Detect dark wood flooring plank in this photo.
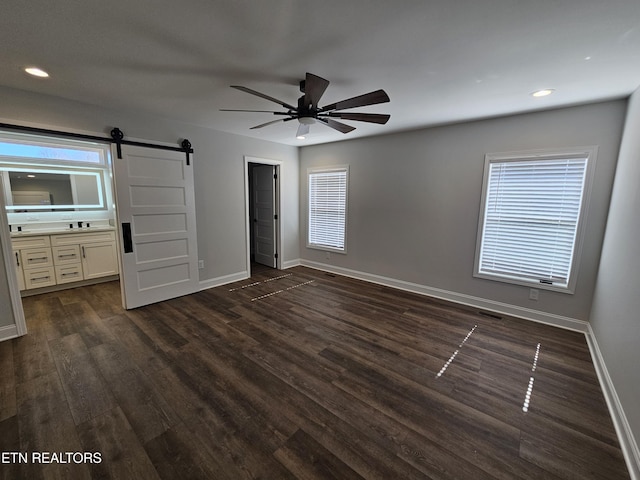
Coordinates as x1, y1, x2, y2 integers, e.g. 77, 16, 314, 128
0, 340, 16, 421
99, 365, 179, 444
124, 306, 189, 352
154, 337, 297, 461
520, 411, 630, 480
12, 329, 56, 385
48, 333, 117, 425
15, 372, 92, 480
64, 300, 117, 349
159, 297, 259, 350
0, 416, 21, 480
102, 313, 172, 373
76, 406, 161, 480
323, 347, 557, 480
82, 281, 125, 319
171, 343, 299, 453
239, 341, 476, 479
274, 428, 365, 480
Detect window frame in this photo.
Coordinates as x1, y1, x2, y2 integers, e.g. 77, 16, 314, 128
307, 165, 349, 254
473, 146, 597, 294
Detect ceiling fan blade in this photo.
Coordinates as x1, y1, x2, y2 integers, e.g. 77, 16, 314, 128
303, 73, 330, 109
249, 117, 296, 129
250, 118, 287, 129
220, 109, 289, 114
325, 112, 390, 124
321, 89, 390, 112
296, 123, 310, 138
318, 118, 356, 134
231, 85, 297, 110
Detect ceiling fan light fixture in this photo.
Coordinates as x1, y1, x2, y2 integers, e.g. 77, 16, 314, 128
298, 117, 316, 125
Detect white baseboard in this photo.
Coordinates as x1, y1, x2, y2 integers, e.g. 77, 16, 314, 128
282, 258, 302, 269
299, 260, 589, 332
199, 270, 249, 291
197, 261, 303, 291
586, 326, 640, 480
0, 324, 20, 342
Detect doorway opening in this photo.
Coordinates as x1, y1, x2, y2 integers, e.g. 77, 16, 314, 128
0, 131, 120, 339
244, 157, 282, 276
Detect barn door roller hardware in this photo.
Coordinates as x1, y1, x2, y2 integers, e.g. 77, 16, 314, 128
110, 128, 193, 165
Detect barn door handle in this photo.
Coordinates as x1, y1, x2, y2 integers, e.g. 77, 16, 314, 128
122, 223, 133, 253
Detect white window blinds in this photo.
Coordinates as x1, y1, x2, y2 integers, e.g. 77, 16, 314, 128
476, 154, 590, 290
308, 168, 347, 251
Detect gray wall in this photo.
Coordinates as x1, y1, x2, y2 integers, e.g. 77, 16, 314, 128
590, 88, 640, 456
300, 101, 626, 321
0, 86, 300, 285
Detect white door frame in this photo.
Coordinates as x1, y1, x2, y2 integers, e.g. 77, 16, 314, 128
0, 178, 27, 340
244, 156, 282, 272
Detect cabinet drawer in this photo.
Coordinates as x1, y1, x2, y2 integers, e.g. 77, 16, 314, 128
21, 248, 53, 269
55, 264, 84, 284
24, 266, 56, 289
53, 245, 81, 265
51, 231, 116, 246
12, 235, 51, 250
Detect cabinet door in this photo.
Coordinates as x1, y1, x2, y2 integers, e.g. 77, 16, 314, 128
81, 242, 118, 279
13, 250, 25, 291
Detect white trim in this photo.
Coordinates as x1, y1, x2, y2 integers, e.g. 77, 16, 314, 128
199, 270, 249, 291
282, 258, 302, 269
474, 146, 598, 294
306, 165, 349, 254
586, 325, 640, 480
299, 259, 589, 332
244, 156, 283, 272
0, 173, 27, 339
0, 324, 20, 342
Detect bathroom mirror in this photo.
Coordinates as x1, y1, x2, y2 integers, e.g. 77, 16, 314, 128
1, 169, 106, 211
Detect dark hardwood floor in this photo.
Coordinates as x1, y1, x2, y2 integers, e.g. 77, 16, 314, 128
0, 266, 630, 479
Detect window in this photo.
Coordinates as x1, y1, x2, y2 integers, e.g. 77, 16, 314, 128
307, 166, 348, 252
0, 132, 107, 166
474, 148, 596, 293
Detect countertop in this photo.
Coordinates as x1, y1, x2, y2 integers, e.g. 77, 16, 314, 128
10, 226, 116, 238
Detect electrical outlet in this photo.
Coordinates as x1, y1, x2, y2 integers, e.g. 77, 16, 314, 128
198, 260, 204, 269
529, 288, 539, 301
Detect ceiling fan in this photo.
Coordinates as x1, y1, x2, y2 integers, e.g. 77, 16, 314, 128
221, 73, 390, 138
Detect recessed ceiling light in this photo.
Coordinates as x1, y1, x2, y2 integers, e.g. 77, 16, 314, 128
25, 67, 49, 78
296, 135, 306, 140
532, 89, 554, 97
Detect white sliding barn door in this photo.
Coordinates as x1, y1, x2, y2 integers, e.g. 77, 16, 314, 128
113, 144, 199, 309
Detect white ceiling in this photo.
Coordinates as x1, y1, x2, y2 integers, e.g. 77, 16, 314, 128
2, 0, 640, 146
